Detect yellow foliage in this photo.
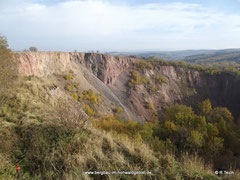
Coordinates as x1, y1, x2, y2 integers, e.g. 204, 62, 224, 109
65, 85, 72, 91
152, 112, 158, 121
164, 120, 178, 132
153, 74, 168, 84
134, 61, 153, 70
79, 89, 100, 104
72, 93, 78, 100
188, 130, 203, 148
128, 70, 149, 88
198, 99, 212, 115
146, 102, 153, 109
151, 137, 165, 152
64, 74, 73, 80
83, 104, 95, 116
93, 115, 152, 141
114, 107, 123, 113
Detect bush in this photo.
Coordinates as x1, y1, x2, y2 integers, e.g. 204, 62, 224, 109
134, 61, 153, 70
83, 104, 95, 117
146, 102, 153, 109
64, 74, 73, 80
79, 89, 100, 104
93, 115, 155, 141
128, 70, 150, 88
72, 93, 78, 100
51, 97, 89, 130
152, 112, 158, 121
130, 70, 141, 84
153, 74, 168, 84
65, 85, 72, 91
114, 107, 123, 113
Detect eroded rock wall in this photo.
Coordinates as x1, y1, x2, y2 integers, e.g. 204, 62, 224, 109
16, 52, 137, 85
15, 52, 240, 121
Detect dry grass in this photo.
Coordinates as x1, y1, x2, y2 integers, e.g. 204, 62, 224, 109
181, 153, 216, 179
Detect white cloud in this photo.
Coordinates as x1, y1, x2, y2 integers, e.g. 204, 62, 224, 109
1, 0, 240, 51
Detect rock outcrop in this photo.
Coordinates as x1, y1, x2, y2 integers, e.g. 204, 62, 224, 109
16, 52, 137, 85
15, 52, 240, 121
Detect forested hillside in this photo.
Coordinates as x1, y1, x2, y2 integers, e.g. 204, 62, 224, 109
184, 51, 240, 65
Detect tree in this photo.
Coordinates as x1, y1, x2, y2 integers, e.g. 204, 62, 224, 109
164, 104, 195, 127
208, 107, 233, 124
0, 35, 17, 105
187, 130, 204, 150
29, 46, 38, 52
198, 99, 212, 116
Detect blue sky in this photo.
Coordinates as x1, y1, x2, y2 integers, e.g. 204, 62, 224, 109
1, 0, 240, 52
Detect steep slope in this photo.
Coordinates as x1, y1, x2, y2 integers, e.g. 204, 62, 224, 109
16, 52, 139, 120
16, 52, 240, 121
0, 76, 220, 179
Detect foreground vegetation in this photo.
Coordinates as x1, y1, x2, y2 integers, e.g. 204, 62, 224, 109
0, 77, 221, 179
1, 77, 239, 179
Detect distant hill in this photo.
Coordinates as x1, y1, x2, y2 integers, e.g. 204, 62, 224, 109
183, 49, 240, 65
109, 49, 240, 63
109, 50, 217, 60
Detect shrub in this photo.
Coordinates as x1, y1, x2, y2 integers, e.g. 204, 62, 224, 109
128, 70, 151, 88
151, 137, 165, 152
64, 74, 73, 80
79, 89, 100, 104
146, 102, 153, 109
83, 104, 95, 117
152, 112, 158, 121
65, 84, 72, 91
159, 77, 168, 84
130, 70, 141, 84
134, 61, 153, 70
93, 114, 156, 142
51, 97, 89, 130
72, 93, 78, 100
153, 74, 168, 84
114, 107, 123, 113
148, 85, 158, 94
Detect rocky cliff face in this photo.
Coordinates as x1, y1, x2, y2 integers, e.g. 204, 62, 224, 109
15, 52, 240, 121
16, 52, 137, 85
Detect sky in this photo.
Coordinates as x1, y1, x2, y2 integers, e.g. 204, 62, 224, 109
0, 0, 240, 52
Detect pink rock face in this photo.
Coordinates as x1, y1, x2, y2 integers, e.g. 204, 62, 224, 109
16, 52, 138, 85
83, 53, 138, 85
16, 52, 71, 76
16, 53, 40, 76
